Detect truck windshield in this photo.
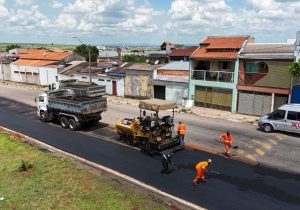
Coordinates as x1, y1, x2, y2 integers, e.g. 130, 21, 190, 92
268, 109, 286, 120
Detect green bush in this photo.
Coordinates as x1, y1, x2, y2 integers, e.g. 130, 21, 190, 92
289, 60, 300, 78
121, 54, 147, 63
18, 160, 33, 172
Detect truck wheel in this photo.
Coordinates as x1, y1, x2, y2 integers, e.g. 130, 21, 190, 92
263, 124, 273, 133
39, 111, 47, 122
60, 117, 69, 129
69, 118, 78, 131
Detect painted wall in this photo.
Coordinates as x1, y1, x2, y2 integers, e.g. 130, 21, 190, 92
125, 70, 152, 98
166, 84, 188, 104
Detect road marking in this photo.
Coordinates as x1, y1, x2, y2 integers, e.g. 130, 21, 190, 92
255, 148, 265, 156
244, 143, 254, 149
267, 139, 278, 145
237, 149, 245, 155
245, 154, 257, 162
251, 139, 272, 150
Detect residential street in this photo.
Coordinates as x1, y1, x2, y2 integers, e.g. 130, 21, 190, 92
1, 104, 300, 210
0, 83, 300, 174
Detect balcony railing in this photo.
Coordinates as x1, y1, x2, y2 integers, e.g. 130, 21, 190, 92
192, 70, 234, 83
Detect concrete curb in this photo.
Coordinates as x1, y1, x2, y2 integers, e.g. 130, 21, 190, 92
0, 126, 205, 210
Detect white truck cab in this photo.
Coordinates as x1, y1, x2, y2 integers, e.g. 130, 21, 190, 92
36, 93, 49, 121
258, 104, 300, 134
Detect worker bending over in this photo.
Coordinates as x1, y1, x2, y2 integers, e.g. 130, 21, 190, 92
193, 159, 212, 186
219, 130, 232, 158
177, 121, 186, 146
161, 153, 173, 175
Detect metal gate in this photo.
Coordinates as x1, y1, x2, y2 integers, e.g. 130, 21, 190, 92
194, 86, 232, 111
238, 91, 272, 116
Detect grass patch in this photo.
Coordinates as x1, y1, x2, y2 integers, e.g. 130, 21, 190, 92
0, 134, 167, 210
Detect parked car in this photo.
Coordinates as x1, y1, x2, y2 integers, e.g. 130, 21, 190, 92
258, 104, 300, 134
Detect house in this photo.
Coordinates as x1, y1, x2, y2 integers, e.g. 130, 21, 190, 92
59, 61, 126, 97
189, 36, 254, 112
124, 63, 164, 99
291, 31, 300, 104
153, 61, 189, 104
0, 53, 17, 81
10, 49, 85, 85
169, 46, 198, 61
160, 41, 172, 51
98, 50, 119, 62
237, 43, 294, 115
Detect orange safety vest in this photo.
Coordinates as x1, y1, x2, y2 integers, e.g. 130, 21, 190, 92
196, 161, 208, 171
177, 123, 186, 135
220, 133, 232, 146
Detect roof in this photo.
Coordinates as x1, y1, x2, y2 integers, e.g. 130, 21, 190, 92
170, 46, 198, 57
158, 61, 190, 71
239, 43, 294, 60
154, 75, 189, 83
18, 49, 72, 61
161, 41, 172, 46
124, 63, 164, 71
139, 99, 177, 111
193, 36, 250, 59
13, 59, 57, 67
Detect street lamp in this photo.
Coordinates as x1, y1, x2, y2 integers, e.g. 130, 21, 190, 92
72, 36, 92, 84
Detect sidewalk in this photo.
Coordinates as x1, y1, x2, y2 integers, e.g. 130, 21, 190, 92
106, 96, 259, 125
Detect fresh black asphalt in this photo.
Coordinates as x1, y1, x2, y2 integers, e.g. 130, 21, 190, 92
0, 100, 300, 210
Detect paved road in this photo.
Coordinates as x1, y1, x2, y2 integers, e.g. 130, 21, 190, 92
1, 84, 300, 174
0, 105, 300, 209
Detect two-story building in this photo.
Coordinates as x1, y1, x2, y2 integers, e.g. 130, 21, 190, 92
189, 36, 254, 112
237, 43, 295, 115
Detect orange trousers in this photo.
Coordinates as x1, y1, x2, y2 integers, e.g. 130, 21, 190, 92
225, 143, 231, 155
193, 167, 205, 184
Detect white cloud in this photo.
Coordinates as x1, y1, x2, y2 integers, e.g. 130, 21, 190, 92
15, 0, 32, 5
55, 14, 77, 29
78, 20, 94, 31
51, 0, 63, 9
0, 0, 9, 17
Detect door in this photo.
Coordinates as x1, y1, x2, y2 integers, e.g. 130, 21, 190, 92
286, 111, 300, 134
238, 92, 271, 116
154, 85, 165, 100
268, 109, 288, 131
112, 81, 117, 96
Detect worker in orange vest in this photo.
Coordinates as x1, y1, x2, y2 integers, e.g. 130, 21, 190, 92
193, 159, 212, 186
219, 130, 232, 158
177, 121, 186, 146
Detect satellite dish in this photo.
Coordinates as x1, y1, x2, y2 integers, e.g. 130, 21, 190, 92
154, 60, 159, 65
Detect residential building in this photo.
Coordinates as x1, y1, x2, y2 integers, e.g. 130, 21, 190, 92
0, 53, 17, 81
160, 41, 172, 51
189, 36, 254, 112
169, 46, 198, 61
237, 43, 294, 115
10, 49, 84, 85
291, 31, 300, 103
153, 61, 189, 104
124, 63, 164, 99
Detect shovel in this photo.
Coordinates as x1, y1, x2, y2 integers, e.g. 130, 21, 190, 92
214, 139, 239, 149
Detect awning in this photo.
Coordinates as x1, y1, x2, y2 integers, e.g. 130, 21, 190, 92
139, 99, 177, 111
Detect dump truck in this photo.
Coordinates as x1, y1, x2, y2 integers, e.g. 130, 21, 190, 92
116, 99, 182, 154
36, 80, 107, 130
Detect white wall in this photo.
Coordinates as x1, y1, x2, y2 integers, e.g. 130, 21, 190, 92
166, 84, 188, 104
39, 67, 58, 85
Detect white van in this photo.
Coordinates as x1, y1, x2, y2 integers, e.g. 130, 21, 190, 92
258, 104, 300, 134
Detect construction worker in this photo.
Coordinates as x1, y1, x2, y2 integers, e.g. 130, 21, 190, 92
193, 159, 212, 186
161, 153, 173, 175
177, 121, 186, 146
219, 130, 232, 158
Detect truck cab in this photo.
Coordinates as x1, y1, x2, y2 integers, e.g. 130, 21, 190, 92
36, 93, 49, 121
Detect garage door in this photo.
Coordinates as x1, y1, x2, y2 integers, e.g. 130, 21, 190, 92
238, 92, 272, 116
154, 85, 165, 100
194, 86, 232, 111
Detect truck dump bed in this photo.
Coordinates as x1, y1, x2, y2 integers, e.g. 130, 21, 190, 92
60, 80, 106, 97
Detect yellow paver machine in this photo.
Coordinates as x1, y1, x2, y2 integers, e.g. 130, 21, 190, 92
116, 99, 183, 155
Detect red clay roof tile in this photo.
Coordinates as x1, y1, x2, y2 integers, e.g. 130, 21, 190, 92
170, 46, 198, 57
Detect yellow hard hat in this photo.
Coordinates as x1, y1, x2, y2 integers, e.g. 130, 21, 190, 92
207, 159, 212, 164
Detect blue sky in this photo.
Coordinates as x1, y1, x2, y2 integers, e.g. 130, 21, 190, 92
0, 0, 299, 46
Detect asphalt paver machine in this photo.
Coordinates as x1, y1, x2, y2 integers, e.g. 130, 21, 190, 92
116, 99, 183, 155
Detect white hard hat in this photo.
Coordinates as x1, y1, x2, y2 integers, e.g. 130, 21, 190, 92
207, 159, 212, 164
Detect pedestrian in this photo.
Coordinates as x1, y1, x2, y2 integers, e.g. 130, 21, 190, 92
161, 153, 173, 175
193, 159, 212, 186
218, 130, 232, 158
177, 121, 186, 146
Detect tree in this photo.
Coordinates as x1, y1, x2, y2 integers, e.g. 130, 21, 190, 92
289, 60, 300, 79
121, 54, 147, 63
6, 44, 21, 52
74, 44, 99, 62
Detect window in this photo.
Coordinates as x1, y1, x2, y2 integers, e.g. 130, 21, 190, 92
269, 109, 286, 120
287, 111, 300, 121
246, 62, 259, 73
218, 61, 231, 70
107, 80, 111, 82
98, 79, 105, 81
39, 96, 44, 102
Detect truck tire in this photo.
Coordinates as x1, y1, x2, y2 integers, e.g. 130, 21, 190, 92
263, 123, 274, 133
60, 117, 69, 129
69, 118, 78, 131
39, 111, 47, 122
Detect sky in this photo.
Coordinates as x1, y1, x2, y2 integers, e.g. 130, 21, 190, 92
0, 0, 300, 46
